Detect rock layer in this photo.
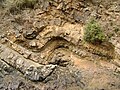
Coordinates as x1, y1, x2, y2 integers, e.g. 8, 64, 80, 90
0, 0, 120, 90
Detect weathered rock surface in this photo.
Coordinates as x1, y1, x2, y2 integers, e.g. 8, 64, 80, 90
0, 0, 120, 90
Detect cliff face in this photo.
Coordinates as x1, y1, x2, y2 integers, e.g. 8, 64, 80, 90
0, 0, 120, 90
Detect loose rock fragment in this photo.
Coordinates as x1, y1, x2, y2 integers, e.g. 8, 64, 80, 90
23, 30, 37, 39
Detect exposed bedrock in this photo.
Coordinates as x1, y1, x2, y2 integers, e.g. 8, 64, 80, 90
6, 23, 115, 61
0, 43, 57, 81
0, 0, 120, 89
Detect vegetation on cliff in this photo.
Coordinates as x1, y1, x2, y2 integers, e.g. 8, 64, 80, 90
84, 19, 106, 44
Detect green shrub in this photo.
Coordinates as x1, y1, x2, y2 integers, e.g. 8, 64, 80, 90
84, 19, 106, 44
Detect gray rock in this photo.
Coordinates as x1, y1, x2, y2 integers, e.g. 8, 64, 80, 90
24, 65, 57, 81
25, 66, 41, 81
23, 30, 37, 39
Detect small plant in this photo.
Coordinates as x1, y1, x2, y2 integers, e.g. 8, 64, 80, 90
84, 19, 106, 44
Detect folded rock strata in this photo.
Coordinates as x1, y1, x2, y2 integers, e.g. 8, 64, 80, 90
0, 43, 56, 81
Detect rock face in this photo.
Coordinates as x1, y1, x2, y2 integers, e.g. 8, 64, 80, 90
0, 0, 120, 90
